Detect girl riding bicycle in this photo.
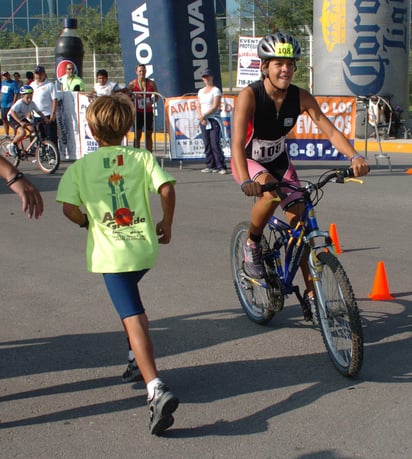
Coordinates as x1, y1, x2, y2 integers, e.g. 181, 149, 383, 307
231, 33, 369, 313
7, 85, 48, 157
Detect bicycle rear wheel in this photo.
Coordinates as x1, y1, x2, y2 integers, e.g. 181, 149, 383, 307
0, 139, 20, 167
35, 140, 60, 174
314, 251, 363, 377
230, 221, 275, 325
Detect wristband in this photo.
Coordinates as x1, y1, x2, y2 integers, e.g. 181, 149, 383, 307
6, 172, 24, 187
79, 214, 89, 228
350, 153, 364, 162
240, 179, 253, 189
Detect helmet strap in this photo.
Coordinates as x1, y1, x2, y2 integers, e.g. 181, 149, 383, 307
267, 74, 287, 93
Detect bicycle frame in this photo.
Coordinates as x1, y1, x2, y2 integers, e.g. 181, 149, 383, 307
264, 191, 333, 297
230, 168, 364, 377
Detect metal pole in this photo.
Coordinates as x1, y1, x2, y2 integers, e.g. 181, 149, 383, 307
229, 36, 233, 92
304, 25, 313, 94
29, 38, 39, 65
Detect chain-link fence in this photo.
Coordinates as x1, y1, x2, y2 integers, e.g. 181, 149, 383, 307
0, 47, 124, 91
1, 41, 410, 107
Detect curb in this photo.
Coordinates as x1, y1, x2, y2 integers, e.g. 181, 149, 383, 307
354, 139, 412, 154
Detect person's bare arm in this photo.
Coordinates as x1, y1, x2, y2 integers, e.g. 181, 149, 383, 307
156, 182, 175, 244
0, 156, 44, 219
301, 89, 369, 177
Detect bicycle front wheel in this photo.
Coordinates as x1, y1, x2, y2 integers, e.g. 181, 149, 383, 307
0, 139, 20, 167
314, 251, 363, 377
35, 140, 60, 174
230, 221, 275, 325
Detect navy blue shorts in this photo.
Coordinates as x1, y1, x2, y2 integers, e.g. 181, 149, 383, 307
103, 270, 149, 319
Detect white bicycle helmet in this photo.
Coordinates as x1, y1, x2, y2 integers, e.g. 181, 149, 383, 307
20, 84, 34, 95
258, 33, 301, 60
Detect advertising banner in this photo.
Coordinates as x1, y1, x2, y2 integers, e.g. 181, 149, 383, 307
117, 1, 221, 97
313, 0, 410, 111
165, 95, 235, 160
285, 96, 357, 160
236, 36, 262, 87
78, 93, 99, 157
56, 91, 81, 160
56, 93, 126, 160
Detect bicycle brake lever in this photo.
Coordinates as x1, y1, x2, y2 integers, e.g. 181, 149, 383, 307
344, 178, 364, 184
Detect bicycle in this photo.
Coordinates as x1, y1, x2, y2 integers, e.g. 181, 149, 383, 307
0, 120, 60, 174
230, 168, 364, 377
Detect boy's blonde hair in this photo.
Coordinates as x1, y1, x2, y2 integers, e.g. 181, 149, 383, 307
86, 94, 135, 144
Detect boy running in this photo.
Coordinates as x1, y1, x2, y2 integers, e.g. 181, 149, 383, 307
56, 94, 178, 436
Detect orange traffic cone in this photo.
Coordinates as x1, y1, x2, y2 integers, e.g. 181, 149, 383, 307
406, 168, 412, 174
368, 261, 394, 301
329, 223, 343, 254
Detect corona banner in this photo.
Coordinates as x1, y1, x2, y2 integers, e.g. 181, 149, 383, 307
117, 0, 221, 97
313, 0, 410, 111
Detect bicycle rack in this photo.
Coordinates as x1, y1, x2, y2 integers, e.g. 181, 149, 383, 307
362, 98, 392, 172
372, 124, 392, 172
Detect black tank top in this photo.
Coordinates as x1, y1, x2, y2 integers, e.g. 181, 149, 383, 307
245, 80, 301, 159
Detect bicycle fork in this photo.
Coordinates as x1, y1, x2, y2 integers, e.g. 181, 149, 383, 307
306, 230, 335, 318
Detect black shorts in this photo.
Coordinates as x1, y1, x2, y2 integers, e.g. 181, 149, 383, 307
135, 111, 153, 130
8, 117, 30, 130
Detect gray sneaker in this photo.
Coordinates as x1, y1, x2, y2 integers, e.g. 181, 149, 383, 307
148, 383, 179, 435
243, 240, 266, 278
8, 143, 17, 157
122, 359, 142, 383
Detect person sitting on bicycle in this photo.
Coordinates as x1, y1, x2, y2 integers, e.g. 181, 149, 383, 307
231, 33, 369, 311
7, 85, 49, 157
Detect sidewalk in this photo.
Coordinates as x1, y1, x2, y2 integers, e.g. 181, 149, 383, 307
354, 137, 412, 154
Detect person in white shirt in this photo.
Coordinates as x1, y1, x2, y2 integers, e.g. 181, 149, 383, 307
196, 68, 227, 174
30, 65, 58, 148
93, 69, 123, 96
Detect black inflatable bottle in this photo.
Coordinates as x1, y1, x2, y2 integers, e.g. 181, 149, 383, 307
55, 18, 84, 85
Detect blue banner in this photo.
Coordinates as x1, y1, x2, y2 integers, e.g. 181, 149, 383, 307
118, 0, 222, 97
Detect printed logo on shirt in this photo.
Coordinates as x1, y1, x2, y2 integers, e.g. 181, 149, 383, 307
284, 118, 294, 127
101, 171, 147, 240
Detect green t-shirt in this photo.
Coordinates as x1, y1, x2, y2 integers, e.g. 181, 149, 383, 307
56, 146, 175, 273
61, 74, 85, 91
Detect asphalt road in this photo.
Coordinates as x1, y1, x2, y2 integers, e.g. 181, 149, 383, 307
1, 152, 411, 459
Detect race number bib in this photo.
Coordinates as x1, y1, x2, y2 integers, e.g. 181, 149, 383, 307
274, 43, 293, 58
137, 95, 151, 110
251, 137, 285, 163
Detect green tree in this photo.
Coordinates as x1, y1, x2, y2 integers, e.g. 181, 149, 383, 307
238, 0, 313, 35
1, 4, 121, 55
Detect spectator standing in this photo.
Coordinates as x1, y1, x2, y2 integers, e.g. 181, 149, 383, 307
30, 66, 58, 148
61, 63, 85, 91
25, 71, 34, 85
1, 71, 19, 138
196, 68, 227, 174
93, 69, 123, 96
128, 64, 158, 151
13, 72, 24, 89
